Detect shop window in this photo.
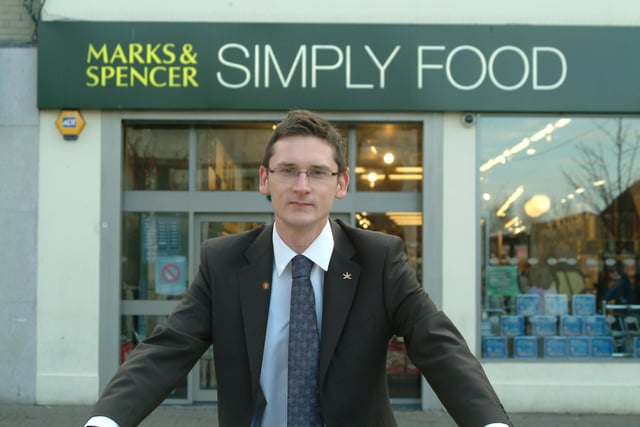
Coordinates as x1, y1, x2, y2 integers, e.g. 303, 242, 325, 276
356, 211, 422, 397
121, 212, 189, 301
354, 123, 422, 192
124, 127, 190, 190
479, 116, 640, 360
195, 124, 272, 191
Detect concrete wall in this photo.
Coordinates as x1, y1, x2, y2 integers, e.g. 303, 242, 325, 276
40, 0, 640, 25
0, 47, 38, 402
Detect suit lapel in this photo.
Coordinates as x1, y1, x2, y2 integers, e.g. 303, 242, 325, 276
238, 224, 274, 401
319, 220, 360, 385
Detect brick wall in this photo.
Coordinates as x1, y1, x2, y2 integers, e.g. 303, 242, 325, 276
0, 0, 38, 45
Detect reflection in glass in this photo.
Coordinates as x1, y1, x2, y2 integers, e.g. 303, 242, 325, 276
121, 212, 189, 301
120, 315, 188, 399
354, 123, 422, 192
124, 126, 189, 190
196, 125, 273, 191
479, 116, 640, 359
356, 211, 422, 398
200, 346, 216, 391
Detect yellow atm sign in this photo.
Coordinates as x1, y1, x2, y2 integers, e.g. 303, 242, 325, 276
55, 110, 85, 141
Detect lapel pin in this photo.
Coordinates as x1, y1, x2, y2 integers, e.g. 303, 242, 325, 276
262, 281, 270, 290
342, 272, 352, 280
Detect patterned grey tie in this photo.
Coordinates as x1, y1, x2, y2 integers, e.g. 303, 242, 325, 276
287, 255, 323, 427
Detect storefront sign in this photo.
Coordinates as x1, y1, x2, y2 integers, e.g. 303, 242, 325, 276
37, 22, 640, 112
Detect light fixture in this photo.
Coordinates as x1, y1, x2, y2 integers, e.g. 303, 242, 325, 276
387, 212, 422, 226
479, 118, 573, 172
388, 174, 422, 181
524, 194, 551, 218
367, 172, 378, 188
383, 152, 395, 164
496, 186, 524, 217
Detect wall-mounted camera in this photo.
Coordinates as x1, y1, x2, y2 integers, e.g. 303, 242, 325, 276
461, 112, 475, 128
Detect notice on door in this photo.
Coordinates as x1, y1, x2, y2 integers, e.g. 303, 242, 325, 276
156, 255, 187, 296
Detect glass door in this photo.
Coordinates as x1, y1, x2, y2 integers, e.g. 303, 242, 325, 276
191, 213, 274, 401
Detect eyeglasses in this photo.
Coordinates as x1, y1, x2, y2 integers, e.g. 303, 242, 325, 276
268, 167, 339, 182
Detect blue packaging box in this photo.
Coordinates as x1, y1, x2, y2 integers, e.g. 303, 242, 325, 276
530, 315, 557, 336
516, 294, 540, 316
573, 294, 596, 315
545, 294, 568, 316
584, 315, 607, 336
483, 336, 508, 358
514, 336, 538, 358
591, 336, 613, 358
561, 315, 584, 336
501, 315, 524, 337
567, 336, 590, 358
544, 337, 567, 358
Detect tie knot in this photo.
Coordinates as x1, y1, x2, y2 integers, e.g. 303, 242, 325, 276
291, 255, 314, 279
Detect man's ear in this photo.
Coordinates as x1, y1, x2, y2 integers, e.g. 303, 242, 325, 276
259, 165, 270, 196
335, 170, 349, 199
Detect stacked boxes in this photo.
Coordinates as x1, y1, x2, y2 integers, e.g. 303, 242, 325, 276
483, 336, 508, 359
483, 292, 614, 359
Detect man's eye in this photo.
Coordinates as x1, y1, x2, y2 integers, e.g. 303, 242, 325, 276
309, 170, 326, 177
280, 168, 295, 175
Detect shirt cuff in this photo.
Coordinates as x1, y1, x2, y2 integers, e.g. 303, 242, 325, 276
84, 416, 120, 427
484, 424, 510, 427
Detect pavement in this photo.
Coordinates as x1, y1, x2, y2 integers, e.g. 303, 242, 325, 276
2, 404, 640, 427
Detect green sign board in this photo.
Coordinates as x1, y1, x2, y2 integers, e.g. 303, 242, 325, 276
486, 265, 519, 296
38, 21, 640, 112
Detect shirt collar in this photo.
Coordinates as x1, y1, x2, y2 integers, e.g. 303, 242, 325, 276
272, 220, 334, 277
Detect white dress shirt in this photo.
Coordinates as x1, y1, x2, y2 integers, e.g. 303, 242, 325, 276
257, 221, 333, 427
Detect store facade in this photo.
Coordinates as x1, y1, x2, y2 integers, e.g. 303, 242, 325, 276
29, 1, 640, 415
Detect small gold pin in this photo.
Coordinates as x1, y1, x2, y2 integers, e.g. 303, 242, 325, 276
342, 272, 352, 280
262, 281, 270, 290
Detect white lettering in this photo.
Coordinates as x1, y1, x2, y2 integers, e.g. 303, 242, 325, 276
366, 45, 400, 89
419, 44, 566, 91
346, 46, 373, 89
311, 45, 343, 88
489, 46, 529, 91
446, 45, 486, 90
533, 47, 567, 90
265, 45, 307, 88
254, 44, 260, 88
216, 43, 251, 89
417, 45, 445, 89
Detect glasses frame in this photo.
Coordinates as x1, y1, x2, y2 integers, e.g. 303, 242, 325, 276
268, 167, 340, 181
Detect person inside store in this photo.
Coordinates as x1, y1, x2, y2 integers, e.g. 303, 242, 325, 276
84, 109, 512, 427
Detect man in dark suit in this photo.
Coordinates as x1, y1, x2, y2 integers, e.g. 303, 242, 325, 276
85, 110, 511, 427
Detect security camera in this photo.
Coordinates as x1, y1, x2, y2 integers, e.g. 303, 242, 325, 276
461, 112, 475, 127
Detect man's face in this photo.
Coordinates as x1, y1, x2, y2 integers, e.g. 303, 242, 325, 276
259, 135, 349, 235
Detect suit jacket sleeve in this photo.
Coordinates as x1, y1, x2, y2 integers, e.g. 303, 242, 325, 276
89, 242, 214, 427
383, 235, 511, 427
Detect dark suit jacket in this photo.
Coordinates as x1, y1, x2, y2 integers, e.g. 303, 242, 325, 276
91, 219, 511, 427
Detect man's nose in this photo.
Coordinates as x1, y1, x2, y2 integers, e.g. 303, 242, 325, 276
292, 171, 312, 189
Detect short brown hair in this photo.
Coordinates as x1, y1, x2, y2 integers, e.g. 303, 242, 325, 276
262, 110, 347, 172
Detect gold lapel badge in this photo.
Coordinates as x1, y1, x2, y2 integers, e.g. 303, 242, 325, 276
342, 272, 352, 280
